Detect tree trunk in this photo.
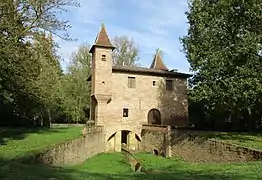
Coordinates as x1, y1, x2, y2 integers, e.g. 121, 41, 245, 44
247, 108, 253, 132
47, 108, 51, 128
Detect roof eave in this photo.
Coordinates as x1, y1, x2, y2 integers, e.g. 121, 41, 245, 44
112, 67, 192, 79
89, 44, 115, 53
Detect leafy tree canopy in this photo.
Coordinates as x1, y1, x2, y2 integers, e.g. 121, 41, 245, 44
181, 0, 262, 131
112, 36, 140, 67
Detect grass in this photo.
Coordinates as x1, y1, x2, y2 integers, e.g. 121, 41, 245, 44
0, 153, 135, 180
0, 126, 82, 159
1, 127, 262, 179
2, 152, 261, 180
205, 132, 262, 151
136, 153, 262, 180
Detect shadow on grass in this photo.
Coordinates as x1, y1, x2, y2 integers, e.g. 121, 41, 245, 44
1, 153, 261, 180
171, 130, 262, 147
0, 158, 253, 180
0, 127, 71, 145
205, 132, 262, 150
207, 132, 262, 141
0, 158, 72, 180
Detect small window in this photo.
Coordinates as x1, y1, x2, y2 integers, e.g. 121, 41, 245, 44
123, 108, 128, 117
128, 77, 136, 88
153, 81, 156, 86
102, 54, 106, 61
166, 80, 173, 91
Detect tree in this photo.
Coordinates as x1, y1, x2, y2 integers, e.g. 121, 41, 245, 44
30, 32, 64, 126
0, 0, 78, 126
181, 0, 262, 131
60, 43, 91, 123
112, 36, 140, 66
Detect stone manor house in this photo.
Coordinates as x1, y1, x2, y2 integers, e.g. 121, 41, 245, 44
87, 24, 192, 152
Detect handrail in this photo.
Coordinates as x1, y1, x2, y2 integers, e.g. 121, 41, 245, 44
121, 146, 142, 172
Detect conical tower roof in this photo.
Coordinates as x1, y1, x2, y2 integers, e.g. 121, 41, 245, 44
150, 48, 168, 71
89, 23, 115, 53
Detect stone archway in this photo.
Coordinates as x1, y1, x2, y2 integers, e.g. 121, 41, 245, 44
106, 130, 141, 152
148, 108, 161, 125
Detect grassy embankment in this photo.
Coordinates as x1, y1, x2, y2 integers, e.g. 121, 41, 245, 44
207, 132, 262, 150
1, 127, 262, 180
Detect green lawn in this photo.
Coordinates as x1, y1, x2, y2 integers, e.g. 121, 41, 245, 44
1, 127, 262, 180
206, 132, 262, 151
1, 152, 262, 180
0, 153, 135, 180
0, 126, 82, 159
136, 153, 262, 180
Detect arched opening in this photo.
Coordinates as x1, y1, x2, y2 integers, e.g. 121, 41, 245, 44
148, 108, 161, 125
106, 130, 142, 152
153, 149, 159, 155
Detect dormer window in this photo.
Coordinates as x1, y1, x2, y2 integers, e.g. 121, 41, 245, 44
102, 54, 106, 61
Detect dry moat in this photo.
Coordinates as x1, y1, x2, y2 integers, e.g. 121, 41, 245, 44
1, 126, 262, 180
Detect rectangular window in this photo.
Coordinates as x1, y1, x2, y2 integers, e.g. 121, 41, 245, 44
123, 108, 128, 117
166, 80, 173, 91
153, 81, 156, 86
128, 77, 136, 88
101, 54, 106, 61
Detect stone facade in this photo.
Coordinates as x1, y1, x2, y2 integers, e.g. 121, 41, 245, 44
88, 24, 191, 152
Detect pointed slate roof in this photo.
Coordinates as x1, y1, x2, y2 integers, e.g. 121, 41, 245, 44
150, 48, 169, 71
89, 23, 115, 53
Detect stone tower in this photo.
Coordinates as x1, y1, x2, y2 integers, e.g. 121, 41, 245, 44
89, 23, 115, 126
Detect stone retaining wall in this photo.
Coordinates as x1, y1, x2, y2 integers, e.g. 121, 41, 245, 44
23, 126, 105, 166
141, 125, 172, 157
208, 139, 262, 161
171, 129, 262, 163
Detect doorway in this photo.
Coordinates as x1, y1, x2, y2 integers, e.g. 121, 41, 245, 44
121, 130, 130, 145
148, 109, 161, 125
90, 95, 97, 121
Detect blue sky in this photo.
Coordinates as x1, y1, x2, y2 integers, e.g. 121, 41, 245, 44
56, 0, 191, 73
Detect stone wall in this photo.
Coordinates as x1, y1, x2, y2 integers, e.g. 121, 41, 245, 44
171, 129, 262, 163
30, 126, 105, 166
141, 125, 172, 157
91, 72, 189, 146
50, 123, 84, 128
108, 72, 189, 127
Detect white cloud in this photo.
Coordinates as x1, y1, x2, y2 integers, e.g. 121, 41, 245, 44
55, 0, 190, 73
